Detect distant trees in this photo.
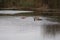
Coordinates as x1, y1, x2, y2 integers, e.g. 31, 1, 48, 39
48, 0, 60, 9
0, 0, 60, 9
0, 0, 4, 8
0, 0, 42, 8
0, 0, 35, 8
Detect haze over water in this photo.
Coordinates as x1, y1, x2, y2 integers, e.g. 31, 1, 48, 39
0, 16, 60, 40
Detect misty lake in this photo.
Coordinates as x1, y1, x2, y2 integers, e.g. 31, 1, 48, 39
0, 16, 60, 40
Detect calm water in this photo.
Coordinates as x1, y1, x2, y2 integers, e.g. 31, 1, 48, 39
0, 16, 60, 40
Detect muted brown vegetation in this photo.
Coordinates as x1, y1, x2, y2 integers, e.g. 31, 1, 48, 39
0, 0, 60, 16
0, 0, 60, 9
0, 0, 60, 11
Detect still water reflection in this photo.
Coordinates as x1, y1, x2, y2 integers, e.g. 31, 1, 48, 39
0, 16, 60, 40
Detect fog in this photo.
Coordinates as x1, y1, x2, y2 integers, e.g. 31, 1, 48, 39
0, 16, 60, 40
